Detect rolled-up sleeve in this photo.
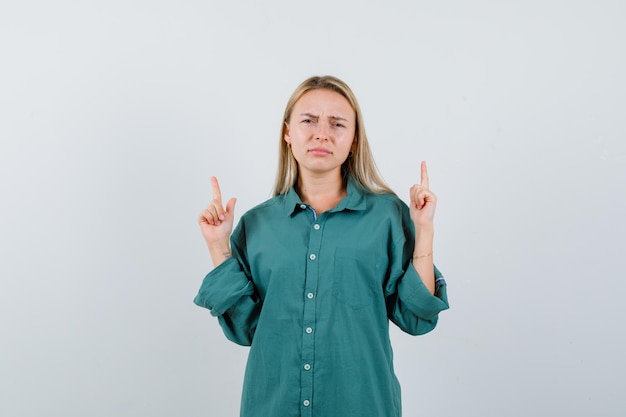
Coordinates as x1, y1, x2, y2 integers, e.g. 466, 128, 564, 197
193, 223, 261, 346
385, 230, 449, 335
193, 257, 255, 316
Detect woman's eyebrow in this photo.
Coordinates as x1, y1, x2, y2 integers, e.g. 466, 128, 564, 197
298, 113, 348, 122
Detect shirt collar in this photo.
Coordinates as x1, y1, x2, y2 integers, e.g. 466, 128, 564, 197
283, 177, 367, 217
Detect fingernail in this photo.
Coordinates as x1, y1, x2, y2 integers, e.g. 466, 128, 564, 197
219, 214, 225, 220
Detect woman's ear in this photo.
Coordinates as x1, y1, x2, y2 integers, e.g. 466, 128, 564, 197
284, 122, 291, 144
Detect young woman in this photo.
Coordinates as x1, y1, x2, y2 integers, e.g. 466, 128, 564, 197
194, 75, 449, 417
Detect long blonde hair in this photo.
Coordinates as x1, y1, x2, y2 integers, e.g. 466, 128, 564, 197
272, 75, 394, 196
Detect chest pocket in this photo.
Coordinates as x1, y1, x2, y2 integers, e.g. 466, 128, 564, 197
332, 247, 382, 310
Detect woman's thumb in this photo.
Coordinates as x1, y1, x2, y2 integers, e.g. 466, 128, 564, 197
225, 197, 237, 215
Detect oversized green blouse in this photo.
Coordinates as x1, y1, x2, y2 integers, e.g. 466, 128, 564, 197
194, 180, 449, 417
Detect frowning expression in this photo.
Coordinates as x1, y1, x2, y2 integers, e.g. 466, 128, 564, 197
284, 88, 356, 177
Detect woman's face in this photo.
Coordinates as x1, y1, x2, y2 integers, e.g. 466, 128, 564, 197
284, 88, 356, 178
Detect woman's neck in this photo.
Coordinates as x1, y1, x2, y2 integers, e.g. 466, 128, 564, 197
296, 172, 347, 214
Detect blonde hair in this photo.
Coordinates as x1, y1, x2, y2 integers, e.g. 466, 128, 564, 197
273, 75, 394, 196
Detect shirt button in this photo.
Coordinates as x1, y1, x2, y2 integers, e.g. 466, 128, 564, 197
303, 400, 310, 407
313, 224, 320, 230
304, 364, 311, 370
307, 293, 314, 299
305, 327, 313, 334
300, 204, 307, 209
309, 254, 316, 261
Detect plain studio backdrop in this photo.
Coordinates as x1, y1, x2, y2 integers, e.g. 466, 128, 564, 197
1, 1, 624, 416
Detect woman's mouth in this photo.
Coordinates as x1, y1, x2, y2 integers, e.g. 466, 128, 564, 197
308, 147, 332, 156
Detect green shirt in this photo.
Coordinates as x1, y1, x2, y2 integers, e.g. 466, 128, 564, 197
194, 180, 449, 417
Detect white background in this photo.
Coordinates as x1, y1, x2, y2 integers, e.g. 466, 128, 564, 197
1, 1, 625, 416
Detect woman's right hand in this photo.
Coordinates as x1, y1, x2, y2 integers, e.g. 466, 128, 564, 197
198, 177, 237, 257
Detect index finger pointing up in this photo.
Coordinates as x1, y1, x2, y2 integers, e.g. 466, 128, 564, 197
420, 161, 430, 189
211, 176, 223, 202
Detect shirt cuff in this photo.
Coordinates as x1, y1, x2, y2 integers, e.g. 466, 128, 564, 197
398, 264, 449, 320
193, 257, 255, 317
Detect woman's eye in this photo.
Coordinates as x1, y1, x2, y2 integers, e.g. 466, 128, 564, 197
334, 123, 345, 128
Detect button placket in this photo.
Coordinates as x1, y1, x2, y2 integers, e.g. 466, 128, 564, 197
300, 212, 324, 416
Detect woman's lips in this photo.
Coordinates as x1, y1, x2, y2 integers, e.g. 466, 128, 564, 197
308, 147, 332, 156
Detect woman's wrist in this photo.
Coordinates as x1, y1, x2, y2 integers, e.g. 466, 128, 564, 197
414, 224, 434, 237
413, 226, 434, 263
207, 240, 232, 267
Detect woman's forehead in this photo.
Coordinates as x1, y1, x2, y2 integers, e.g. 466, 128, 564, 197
294, 89, 354, 116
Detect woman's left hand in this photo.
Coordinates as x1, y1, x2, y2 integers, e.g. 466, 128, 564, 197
409, 161, 437, 230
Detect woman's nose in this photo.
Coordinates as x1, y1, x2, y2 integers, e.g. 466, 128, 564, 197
314, 123, 330, 140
